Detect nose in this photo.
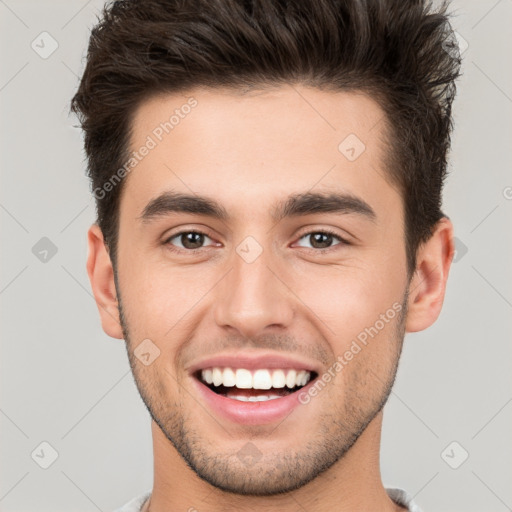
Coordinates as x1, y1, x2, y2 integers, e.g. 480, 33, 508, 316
213, 240, 294, 339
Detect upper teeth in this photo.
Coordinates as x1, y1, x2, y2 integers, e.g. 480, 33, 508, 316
201, 367, 311, 389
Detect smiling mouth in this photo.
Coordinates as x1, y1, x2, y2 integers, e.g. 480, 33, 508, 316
194, 367, 319, 401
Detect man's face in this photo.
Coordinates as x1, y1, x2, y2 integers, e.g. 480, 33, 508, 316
114, 86, 411, 494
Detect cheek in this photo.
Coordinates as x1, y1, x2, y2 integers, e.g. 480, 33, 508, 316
291, 264, 402, 343
118, 261, 214, 337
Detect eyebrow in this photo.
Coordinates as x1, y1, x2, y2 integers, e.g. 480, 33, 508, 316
139, 190, 376, 224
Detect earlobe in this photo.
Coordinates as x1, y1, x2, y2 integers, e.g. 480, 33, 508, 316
405, 217, 455, 333
86, 224, 124, 339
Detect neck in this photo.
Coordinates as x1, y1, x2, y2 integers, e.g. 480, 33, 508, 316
144, 411, 405, 512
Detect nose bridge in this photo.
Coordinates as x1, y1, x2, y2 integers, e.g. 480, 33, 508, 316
213, 236, 294, 336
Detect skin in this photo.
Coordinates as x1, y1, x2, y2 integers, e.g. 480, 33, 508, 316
87, 85, 454, 512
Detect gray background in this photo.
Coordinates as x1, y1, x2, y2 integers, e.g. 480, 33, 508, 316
1, 0, 511, 510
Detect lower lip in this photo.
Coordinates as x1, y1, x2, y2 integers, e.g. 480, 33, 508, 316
191, 375, 317, 425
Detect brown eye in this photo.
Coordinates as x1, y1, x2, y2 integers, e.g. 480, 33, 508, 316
310, 232, 334, 249
165, 231, 213, 250
295, 230, 347, 250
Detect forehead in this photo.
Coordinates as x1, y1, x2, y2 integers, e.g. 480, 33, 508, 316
122, 85, 399, 223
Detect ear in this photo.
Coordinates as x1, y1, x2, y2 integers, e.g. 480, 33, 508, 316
86, 224, 124, 339
405, 217, 455, 333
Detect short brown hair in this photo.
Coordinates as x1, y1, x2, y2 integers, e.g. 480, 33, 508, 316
71, 0, 461, 275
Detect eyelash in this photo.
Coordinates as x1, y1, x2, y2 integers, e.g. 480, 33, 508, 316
163, 228, 350, 254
